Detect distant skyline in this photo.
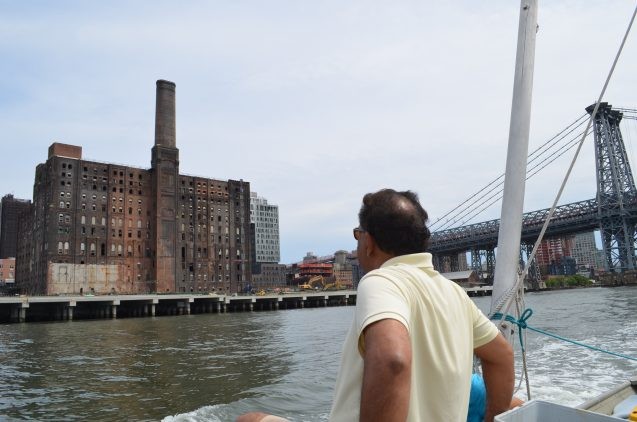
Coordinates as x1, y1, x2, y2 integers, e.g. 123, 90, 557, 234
2, 1, 636, 263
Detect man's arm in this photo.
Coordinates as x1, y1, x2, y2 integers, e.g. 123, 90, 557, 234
360, 318, 412, 422
474, 333, 515, 422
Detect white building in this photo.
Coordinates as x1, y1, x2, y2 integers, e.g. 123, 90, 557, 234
250, 192, 280, 264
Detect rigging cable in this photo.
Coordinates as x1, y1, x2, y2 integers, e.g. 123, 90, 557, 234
490, 4, 637, 401
491, 0, 637, 351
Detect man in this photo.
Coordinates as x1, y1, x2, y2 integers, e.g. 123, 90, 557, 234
238, 189, 514, 422
328, 188, 514, 422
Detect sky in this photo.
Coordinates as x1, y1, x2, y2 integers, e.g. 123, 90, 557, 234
1, 1, 636, 264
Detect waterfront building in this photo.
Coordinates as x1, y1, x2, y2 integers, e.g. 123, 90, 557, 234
571, 231, 604, 271
535, 236, 573, 267
0, 194, 32, 259
15, 80, 252, 295
251, 263, 288, 289
333, 250, 354, 288
249, 192, 280, 266
0, 257, 15, 284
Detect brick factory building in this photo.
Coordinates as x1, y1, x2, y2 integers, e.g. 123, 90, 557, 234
0, 194, 32, 259
15, 80, 253, 295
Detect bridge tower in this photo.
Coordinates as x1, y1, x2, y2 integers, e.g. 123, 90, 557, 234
587, 103, 637, 271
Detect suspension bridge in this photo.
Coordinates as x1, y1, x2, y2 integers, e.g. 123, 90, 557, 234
428, 103, 637, 282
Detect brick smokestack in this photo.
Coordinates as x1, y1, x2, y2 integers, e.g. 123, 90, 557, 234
154, 80, 176, 148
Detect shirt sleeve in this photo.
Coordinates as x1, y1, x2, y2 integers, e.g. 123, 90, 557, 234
355, 272, 410, 355
469, 299, 499, 348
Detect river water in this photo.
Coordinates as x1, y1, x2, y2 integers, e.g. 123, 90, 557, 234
1, 287, 636, 421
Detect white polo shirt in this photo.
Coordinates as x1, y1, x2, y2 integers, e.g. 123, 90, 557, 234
329, 253, 499, 422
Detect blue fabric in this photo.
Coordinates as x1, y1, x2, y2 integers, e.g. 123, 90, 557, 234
467, 373, 486, 422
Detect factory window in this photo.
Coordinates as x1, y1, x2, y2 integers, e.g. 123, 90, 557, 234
102, 217, 106, 226
80, 242, 85, 252
117, 245, 122, 256
91, 216, 96, 225
59, 201, 65, 208
90, 243, 96, 256
81, 216, 86, 224
66, 202, 71, 209
58, 242, 63, 254
100, 243, 105, 256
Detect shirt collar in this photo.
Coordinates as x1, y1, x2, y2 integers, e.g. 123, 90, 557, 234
380, 252, 433, 269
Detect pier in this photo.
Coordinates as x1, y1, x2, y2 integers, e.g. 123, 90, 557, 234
0, 286, 492, 323
0, 291, 358, 323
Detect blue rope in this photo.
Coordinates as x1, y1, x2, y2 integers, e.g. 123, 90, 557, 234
491, 308, 637, 362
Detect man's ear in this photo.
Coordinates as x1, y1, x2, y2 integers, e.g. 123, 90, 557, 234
365, 233, 376, 257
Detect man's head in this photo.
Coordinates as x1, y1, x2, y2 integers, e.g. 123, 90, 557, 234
354, 189, 430, 272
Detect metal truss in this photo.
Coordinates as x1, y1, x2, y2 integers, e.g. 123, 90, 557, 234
588, 103, 637, 271
430, 104, 637, 273
429, 199, 601, 254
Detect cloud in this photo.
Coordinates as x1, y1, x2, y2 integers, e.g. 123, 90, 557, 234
1, 1, 636, 263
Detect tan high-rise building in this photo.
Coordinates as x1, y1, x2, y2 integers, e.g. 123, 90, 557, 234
16, 80, 252, 295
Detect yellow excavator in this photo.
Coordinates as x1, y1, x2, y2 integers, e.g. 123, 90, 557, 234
298, 275, 324, 291
323, 281, 348, 291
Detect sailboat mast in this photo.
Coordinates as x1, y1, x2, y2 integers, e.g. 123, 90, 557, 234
490, 0, 538, 335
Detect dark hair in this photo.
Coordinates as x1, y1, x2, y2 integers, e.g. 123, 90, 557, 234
358, 189, 431, 255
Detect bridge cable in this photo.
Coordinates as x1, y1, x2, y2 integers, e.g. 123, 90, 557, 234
434, 125, 591, 230
430, 114, 588, 231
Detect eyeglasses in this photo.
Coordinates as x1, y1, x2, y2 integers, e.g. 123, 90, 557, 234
353, 227, 365, 240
